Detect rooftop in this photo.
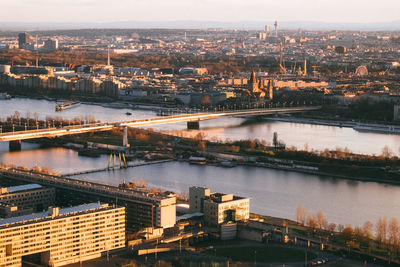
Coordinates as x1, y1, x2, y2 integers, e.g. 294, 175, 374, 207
208, 192, 248, 203
0, 203, 108, 228
1, 183, 43, 194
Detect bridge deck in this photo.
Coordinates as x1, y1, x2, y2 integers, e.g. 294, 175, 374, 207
0, 106, 320, 142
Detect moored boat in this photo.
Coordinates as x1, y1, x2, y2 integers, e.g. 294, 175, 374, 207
0, 92, 11, 100
353, 123, 400, 135
56, 101, 80, 111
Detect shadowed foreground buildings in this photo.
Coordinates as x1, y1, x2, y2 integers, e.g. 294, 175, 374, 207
0, 184, 55, 218
0, 168, 176, 232
0, 203, 125, 267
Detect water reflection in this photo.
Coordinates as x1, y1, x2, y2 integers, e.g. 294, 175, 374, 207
73, 161, 400, 228
1, 98, 399, 155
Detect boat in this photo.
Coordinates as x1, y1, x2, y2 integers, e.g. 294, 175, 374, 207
56, 101, 80, 111
0, 93, 11, 100
125, 112, 132, 115
218, 161, 236, 168
353, 123, 400, 135
188, 156, 206, 165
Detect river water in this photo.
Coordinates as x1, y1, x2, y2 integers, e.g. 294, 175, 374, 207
0, 97, 400, 228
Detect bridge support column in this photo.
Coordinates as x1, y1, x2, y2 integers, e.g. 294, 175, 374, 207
122, 127, 130, 148
187, 121, 200, 130
9, 140, 21, 152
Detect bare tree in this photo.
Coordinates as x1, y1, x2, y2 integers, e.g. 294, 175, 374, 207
307, 215, 318, 231
316, 210, 328, 230
362, 221, 374, 240
382, 145, 393, 158
327, 223, 336, 233
354, 227, 364, 242
376, 217, 388, 245
304, 143, 309, 152
296, 204, 307, 225
388, 218, 399, 249
138, 178, 147, 188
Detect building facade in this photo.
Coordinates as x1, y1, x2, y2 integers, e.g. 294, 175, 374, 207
189, 186, 210, 213
0, 203, 125, 267
189, 186, 250, 227
203, 193, 250, 226
0, 184, 55, 217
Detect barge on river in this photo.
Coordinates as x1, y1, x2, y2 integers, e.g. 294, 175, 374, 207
55, 101, 80, 111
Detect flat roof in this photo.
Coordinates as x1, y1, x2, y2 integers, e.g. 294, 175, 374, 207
6, 184, 43, 193
0, 203, 106, 227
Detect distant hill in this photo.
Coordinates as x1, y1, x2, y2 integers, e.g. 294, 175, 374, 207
0, 20, 399, 31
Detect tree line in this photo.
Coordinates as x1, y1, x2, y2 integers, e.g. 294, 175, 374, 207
296, 204, 400, 259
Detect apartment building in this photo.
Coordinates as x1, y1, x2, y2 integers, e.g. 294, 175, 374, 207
0, 184, 55, 217
0, 203, 125, 267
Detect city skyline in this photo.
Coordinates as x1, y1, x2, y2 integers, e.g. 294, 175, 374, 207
1, 0, 399, 26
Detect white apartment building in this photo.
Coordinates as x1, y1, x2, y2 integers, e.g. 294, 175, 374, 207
0, 203, 125, 267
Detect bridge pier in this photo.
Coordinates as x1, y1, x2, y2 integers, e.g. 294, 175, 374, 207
187, 121, 200, 130
122, 126, 130, 148
9, 140, 21, 151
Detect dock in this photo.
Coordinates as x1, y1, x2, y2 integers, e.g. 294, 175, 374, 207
62, 159, 173, 177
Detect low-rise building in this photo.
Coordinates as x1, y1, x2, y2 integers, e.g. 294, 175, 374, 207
189, 186, 250, 226
203, 193, 250, 226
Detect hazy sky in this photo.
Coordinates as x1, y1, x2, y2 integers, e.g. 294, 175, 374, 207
1, 0, 399, 23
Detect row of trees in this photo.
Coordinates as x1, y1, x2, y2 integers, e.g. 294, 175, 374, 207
296, 204, 400, 256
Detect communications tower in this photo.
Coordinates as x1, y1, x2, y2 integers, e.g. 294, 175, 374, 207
274, 21, 278, 37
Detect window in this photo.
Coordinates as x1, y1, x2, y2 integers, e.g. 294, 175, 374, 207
6, 244, 12, 256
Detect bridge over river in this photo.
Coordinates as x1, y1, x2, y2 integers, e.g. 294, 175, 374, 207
0, 106, 320, 150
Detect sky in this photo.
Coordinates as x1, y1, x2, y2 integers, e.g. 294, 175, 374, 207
0, 0, 399, 24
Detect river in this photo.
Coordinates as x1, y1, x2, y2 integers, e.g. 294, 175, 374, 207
0, 97, 400, 228
1, 97, 399, 156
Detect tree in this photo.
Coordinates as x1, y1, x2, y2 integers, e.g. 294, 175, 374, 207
376, 217, 388, 245
296, 204, 307, 225
327, 223, 336, 233
316, 210, 328, 230
14, 110, 20, 119
362, 221, 374, 240
388, 218, 399, 249
33, 112, 39, 122
354, 227, 364, 242
342, 225, 355, 241
197, 141, 207, 152
307, 215, 318, 231
382, 145, 393, 158
304, 143, 309, 152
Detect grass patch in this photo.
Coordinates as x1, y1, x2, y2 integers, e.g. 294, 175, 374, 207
205, 246, 316, 263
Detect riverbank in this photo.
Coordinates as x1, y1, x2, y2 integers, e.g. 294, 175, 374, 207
16, 124, 400, 187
